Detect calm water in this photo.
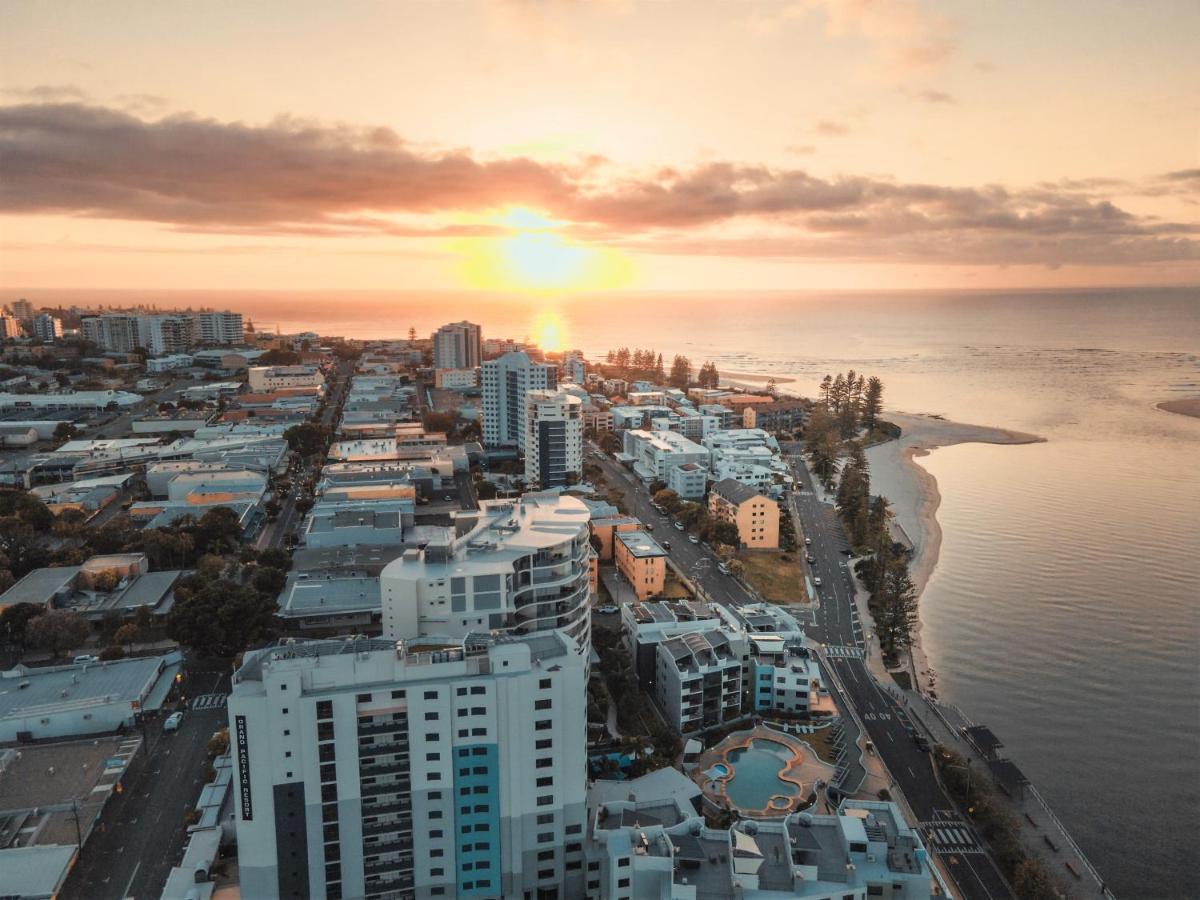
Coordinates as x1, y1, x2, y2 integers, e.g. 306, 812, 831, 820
31, 286, 1200, 894
724, 739, 798, 810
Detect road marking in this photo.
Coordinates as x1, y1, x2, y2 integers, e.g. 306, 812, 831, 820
121, 860, 142, 899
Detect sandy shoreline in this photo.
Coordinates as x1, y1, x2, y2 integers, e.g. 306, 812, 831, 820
1156, 398, 1200, 419
864, 413, 1045, 693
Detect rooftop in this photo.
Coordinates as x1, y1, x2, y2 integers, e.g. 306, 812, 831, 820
710, 478, 764, 506
615, 529, 667, 559
279, 575, 381, 618
0, 567, 80, 609
0, 654, 181, 724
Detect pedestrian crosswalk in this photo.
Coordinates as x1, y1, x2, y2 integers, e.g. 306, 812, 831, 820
824, 645, 866, 658
191, 693, 228, 710
920, 821, 982, 854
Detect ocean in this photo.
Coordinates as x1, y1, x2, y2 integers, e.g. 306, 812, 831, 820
28, 285, 1200, 894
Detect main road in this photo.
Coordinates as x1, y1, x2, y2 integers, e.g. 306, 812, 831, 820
782, 445, 1014, 900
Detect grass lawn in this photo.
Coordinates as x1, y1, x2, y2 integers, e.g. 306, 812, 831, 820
888, 670, 912, 691
795, 727, 838, 764
658, 570, 692, 599
738, 550, 806, 604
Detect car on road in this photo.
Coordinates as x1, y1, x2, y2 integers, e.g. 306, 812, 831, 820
73, 654, 99, 665
806, 555, 816, 564
688, 534, 699, 544
674, 521, 685, 531
163, 711, 184, 733
813, 576, 823, 586
644, 523, 654, 531
595, 605, 619, 615
717, 562, 731, 575
805, 538, 813, 545
661, 540, 671, 551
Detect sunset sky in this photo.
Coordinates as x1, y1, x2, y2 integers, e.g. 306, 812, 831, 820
1, 0, 1198, 293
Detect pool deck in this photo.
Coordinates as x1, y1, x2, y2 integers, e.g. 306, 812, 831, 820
692, 724, 837, 818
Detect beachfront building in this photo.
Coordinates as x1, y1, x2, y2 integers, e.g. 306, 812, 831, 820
227, 631, 588, 900
613, 529, 668, 601
480, 351, 557, 449
747, 636, 830, 715
524, 390, 583, 489
31, 313, 62, 343
379, 492, 594, 656
709, 478, 780, 549
194, 311, 244, 345
81, 314, 142, 353
654, 630, 743, 734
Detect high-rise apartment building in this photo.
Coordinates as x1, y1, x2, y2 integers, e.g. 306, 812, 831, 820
524, 390, 583, 489
81, 315, 142, 353
229, 491, 596, 900
10, 299, 34, 322
0, 312, 22, 341
138, 314, 194, 355
432, 321, 481, 370
379, 492, 593, 657
481, 351, 556, 449
194, 311, 245, 345
228, 631, 588, 900
31, 313, 62, 343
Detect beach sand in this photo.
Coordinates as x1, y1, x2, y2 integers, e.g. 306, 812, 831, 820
864, 413, 1045, 693
1156, 398, 1200, 419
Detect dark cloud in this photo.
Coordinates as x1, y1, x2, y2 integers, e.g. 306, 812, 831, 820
0, 101, 1195, 268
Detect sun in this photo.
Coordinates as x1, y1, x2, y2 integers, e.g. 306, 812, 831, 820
452, 206, 633, 292
530, 310, 567, 352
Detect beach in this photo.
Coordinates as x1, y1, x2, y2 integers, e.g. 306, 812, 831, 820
864, 413, 1045, 692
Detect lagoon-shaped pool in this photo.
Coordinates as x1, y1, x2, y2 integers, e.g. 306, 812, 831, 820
722, 739, 799, 810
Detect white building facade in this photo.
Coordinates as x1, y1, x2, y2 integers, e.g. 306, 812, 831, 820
31, 313, 62, 342
524, 391, 583, 489
194, 311, 245, 345
248, 365, 326, 392
432, 321, 482, 370
481, 351, 556, 449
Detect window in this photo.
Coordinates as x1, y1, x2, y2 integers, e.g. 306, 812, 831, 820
538, 869, 555, 880
426, 752, 441, 761
618, 858, 630, 868
536, 777, 553, 787
281, 707, 289, 715
534, 699, 552, 710
539, 678, 551, 690
424, 690, 438, 700
538, 831, 554, 843
457, 748, 470, 758
473, 766, 487, 775
430, 849, 444, 858
456, 687, 468, 696
357, 693, 371, 702
536, 757, 552, 768
536, 795, 553, 806
566, 824, 582, 835
472, 747, 487, 756
429, 810, 442, 819
431, 867, 444, 877
429, 791, 441, 800
535, 738, 552, 750
471, 706, 486, 716
425, 732, 440, 742
537, 813, 554, 825
430, 829, 443, 838
535, 719, 552, 730
424, 711, 439, 721
471, 727, 486, 736
471, 685, 486, 695
391, 689, 405, 699
316, 699, 331, 718
458, 729, 469, 738
428, 772, 442, 781
618, 878, 630, 888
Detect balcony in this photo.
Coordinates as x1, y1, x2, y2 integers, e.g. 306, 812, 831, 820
359, 740, 408, 759
362, 779, 411, 798
362, 817, 413, 838
364, 838, 415, 857
363, 859, 415, 880
361, 759, 410, 778
361, 799, 412, 817
357, 720, 409, 736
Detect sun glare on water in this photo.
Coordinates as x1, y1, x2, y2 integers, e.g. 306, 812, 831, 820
453, 207, 632, 292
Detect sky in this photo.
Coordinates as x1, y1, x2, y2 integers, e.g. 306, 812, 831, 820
1, 0, 1198, 294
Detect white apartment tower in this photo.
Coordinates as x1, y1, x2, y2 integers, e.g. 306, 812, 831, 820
228, 632, 588, 900
524, 390, 583, 489
379, 492, 593, 657
481, 351, 557, 449
81, 315, 142, 353
138, 314, 194, 355
195, 310, 245, 345
229, 491, 596, 900
432, 321, 482, 370
31, 313, 62, 343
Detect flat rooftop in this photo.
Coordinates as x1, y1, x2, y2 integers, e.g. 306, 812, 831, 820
280, 575, 381, 618
0, 655, 175, 723
0, 567, 80, 608
615, 529, 667, 558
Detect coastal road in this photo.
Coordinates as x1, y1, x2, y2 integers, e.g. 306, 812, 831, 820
782, 446, 1014, 900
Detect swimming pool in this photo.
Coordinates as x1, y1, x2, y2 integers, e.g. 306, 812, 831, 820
722, 739, 799, 810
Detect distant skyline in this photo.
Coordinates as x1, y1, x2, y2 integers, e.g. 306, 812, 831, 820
2, 0, 1198, 292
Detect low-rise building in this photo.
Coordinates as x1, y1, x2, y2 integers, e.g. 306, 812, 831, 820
247, 364, 324, 392
0, 651, 182, 742
0, 566, 82, 612
588, 514, 642, 561
0, 389, 142, 411
302, 499, 411, 548
613, 530, 668, 601
709, 478, 780, 549
621, 600, 726, 689
668, 461, 708, 499
622, 429, 708, 483
433, 367, 478, 389
744, 399, 808, 432
747, 637, 832, 716
277, 573, 382, 631
146, 353, 194, 373
655, 630, 743, 733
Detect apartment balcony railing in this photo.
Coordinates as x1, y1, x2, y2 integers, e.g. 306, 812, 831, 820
364, 838, 415, 857
363, 859, 415, 880
361, 799, 412, 817
358, 740, 409, 758
361, 779, 412, 798
357, 720, 409, 736
362, 817, 413, 838
360, 759, 410, 778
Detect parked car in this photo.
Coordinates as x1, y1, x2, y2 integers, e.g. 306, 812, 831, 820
813, 576, 823, 586
595, 605, 619, 615
805, 538, 813, 546
661, 540, 672, 551
806, 555, 816, 564
73, 655, 99, 665
688, 534, 699, 544
717, 562, 731, 575
645, 523, 654, 531
674, 521, 685, 531
163, 711, 184, 733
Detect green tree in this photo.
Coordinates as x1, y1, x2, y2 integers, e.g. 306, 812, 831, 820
258, 348, 301, 365
283, 422, 329, 458
652, 489, 681, 513
257, 548, 293, 571
0, 518, 44, 577
253, 566, 288, 597
52, 421, 78, 442
668, 355, 691, 389
0, 603, 44, 653
91, 569, 121, 593
422, 410, 458, 436
113, 622, 140, 653
710, 519, 740, 548
862, 376, 884, 432
27, 610, 89, 659
192, 507, 244, 556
